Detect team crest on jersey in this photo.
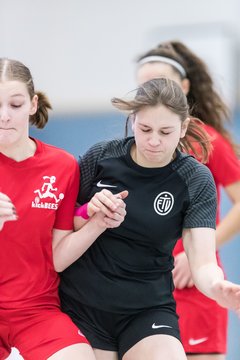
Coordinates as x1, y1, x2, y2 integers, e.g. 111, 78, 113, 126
31, 175, 64, 210
154, 191, 174, 216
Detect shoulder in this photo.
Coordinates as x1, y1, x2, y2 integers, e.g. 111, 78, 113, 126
175, 152, 212, 179
203, 124, 233, 149
37, 139, 77, 166
82, 137, 132, 160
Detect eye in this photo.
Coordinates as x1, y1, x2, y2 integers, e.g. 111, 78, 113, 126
161, 131, 171, 135
11, 104, 22, 108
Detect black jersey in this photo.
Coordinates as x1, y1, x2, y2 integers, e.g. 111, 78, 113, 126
60, 137, 217, 313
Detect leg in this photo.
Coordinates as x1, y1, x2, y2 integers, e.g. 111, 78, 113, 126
94, 348, 118, 360
187, 355, 225, 360
123, 334, 187, 360
47, 343, 96, 360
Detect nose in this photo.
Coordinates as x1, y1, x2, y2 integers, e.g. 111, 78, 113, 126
148, 133, 161, 146
0, 107, 10, 122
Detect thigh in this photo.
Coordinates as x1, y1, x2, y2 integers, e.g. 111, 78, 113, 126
47, 343, 96, 360
175, 287, 227, 354
13, 308, 89, 360
94, 349, 118, 360
118, 307, 180, 359
187, 355, 225, 360
123, 334, 187, 360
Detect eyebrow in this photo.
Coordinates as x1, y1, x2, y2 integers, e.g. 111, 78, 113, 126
10, 94, 25, 98
139, 123, 175, 129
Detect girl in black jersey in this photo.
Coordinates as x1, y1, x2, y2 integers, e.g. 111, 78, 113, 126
59, 78, 240, 360
136, 41, 240, 360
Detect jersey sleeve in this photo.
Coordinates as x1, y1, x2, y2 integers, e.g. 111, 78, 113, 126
77, 141, 108, 204
54, 157, 80, 230
183, 165, 217, 229
206, 127, 240, 186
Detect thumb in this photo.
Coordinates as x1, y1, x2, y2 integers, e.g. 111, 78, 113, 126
116, 190, 128, 199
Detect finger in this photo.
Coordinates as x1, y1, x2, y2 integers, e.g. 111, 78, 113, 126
0, 192, 12, 202
115, 190, 128, 200
0, 214, 18, 230
94, 190, 120, 211
91, 195, 122, 217
0, 199, 15, 209
103, 217, 124, 229
0, 206, 17, 217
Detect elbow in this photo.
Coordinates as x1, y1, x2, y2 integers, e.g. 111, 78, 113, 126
52, 256, 67, 273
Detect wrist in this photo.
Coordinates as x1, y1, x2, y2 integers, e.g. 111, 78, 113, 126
74, 203, 89, 220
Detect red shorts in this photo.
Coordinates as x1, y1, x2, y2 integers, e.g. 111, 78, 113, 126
0, 306, 89, 360
174, 286, 228, 354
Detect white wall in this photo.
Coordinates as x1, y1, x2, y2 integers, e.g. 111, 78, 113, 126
2, 0, 240, 112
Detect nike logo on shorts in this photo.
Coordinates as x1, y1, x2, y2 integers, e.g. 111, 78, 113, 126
188, 337, 208, 346
152, 323, 173, 329
96, 180, 117, 188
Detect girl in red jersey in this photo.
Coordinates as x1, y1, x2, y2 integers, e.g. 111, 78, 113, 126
136, 41, 240, 360
0, 58, 127, 360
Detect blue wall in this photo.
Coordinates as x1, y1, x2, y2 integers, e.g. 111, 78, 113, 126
30, 111, 240, 360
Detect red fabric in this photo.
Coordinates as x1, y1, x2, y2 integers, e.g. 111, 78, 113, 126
0, 139, 79, 311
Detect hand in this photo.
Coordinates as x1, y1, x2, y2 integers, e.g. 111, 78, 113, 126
212, 280, 240, 316
87, 189, 128, 218
91, 199, 127, 229
172, 251, 194, 289
0, 192, 18, 230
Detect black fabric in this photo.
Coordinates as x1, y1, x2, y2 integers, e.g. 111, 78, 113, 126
60, 293, 180, 360
60, 137, 217, 313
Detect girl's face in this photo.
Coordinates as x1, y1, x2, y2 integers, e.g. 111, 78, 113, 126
136, 62, 189, 95
132, 104, 189, 168
0, 80, 37, 148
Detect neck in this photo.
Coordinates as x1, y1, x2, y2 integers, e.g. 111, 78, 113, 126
0, 138, 37, 162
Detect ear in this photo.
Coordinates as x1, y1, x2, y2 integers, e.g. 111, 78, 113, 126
181, 78, 190, 95
29, 94, 38, 115
180, 117, 190, 138
130, 113, 136, 133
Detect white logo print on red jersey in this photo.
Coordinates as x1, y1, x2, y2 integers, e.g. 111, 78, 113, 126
32, 175, 64, 210
154, 191, 174, 216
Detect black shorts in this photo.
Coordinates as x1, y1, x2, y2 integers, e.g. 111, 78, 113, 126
60, 293, 181, 359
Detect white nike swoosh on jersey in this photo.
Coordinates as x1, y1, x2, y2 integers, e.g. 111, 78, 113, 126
188, 337, 208, 346
96, 180, 117, 188
152, 323, 173, 329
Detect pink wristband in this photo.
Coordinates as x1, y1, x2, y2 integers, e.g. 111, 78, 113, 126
74, 203, 89, 219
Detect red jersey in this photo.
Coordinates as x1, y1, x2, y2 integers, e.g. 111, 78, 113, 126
0, 138, 79, 310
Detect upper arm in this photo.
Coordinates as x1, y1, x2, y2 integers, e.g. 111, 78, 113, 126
224, 181, 240, 203
183, 227, 217, 271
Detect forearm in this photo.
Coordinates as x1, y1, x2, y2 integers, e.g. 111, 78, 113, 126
53, 219, 105, 272
216, 202, 240, 248
191, 262, 224, 300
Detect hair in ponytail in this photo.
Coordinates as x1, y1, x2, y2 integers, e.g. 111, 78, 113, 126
0, 58, 52, 129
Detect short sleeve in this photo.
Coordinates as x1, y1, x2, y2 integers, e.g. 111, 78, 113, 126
183, 165, 217, 229
205, 126, 240, 186
78, 142, 107, 204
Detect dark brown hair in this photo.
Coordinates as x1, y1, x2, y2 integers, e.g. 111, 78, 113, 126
137, 41, 239, 155
112, 77, 212, 163
0, 58, 52, 128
